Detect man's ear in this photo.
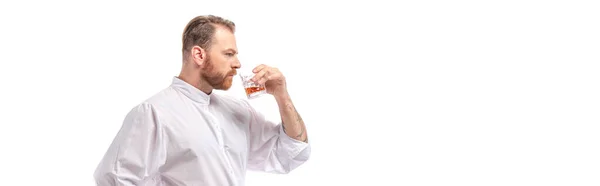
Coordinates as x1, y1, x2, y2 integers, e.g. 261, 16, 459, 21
191, 46, 206, 66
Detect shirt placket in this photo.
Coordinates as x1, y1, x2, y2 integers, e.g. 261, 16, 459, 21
205, 109, 237, 178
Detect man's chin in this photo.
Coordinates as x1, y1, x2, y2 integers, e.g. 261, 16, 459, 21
215, 79, 233, 90
216, 86, 231, 91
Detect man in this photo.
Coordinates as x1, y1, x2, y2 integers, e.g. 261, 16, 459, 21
94, 15, 310, 186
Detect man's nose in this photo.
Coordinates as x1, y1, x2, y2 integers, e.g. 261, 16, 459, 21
232, 59, 241, 69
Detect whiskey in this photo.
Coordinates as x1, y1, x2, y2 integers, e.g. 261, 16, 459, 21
245, 86, 265, 95
240, 72, 266, 99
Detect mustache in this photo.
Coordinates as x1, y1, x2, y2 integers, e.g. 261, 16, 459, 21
228, 70, 237, 76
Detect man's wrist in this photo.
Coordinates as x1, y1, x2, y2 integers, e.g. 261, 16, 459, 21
272, 89, 290, 102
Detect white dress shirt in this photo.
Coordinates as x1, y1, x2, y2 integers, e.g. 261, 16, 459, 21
94, 77, 311, 186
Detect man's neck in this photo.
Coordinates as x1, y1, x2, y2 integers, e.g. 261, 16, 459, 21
177, 71, 213, 95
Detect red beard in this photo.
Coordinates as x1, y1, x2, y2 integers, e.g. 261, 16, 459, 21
201, 55, 236, 90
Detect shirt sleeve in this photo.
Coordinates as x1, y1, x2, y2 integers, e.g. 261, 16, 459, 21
243, 100, 311, 174
94, 103, 165, 186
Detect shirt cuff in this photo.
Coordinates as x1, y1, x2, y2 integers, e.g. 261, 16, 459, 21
277, 123, 310, 159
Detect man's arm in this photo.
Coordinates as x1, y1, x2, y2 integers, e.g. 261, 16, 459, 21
94, 103, 164, 186
245, 64, 311, 174
275, 91, 308, 143
243, 97, 311, 174
251, 64, 308, 143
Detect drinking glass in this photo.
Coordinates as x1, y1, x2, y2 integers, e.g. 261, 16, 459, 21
238, 70, 267, 99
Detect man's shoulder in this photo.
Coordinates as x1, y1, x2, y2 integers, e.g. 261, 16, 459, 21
127, 86, 180, 114
144, 86, 180, 105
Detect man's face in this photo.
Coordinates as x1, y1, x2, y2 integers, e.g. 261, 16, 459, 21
201, 26, 240, 90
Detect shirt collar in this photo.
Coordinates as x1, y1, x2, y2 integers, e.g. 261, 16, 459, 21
171, 76, 211, 104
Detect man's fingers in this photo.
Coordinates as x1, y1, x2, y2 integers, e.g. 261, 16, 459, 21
252, 64, 267, 73
257, 76, 269, 85
251, 65, 282, 86
252, 68, 269, 82
258, 72, 282, 85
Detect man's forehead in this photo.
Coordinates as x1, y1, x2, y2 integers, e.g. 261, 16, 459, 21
212, 25, 237, 49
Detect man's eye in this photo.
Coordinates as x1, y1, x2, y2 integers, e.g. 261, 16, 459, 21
226, 53, 234, 57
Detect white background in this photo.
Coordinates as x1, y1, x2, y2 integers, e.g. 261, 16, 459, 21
1, 0, 599, 185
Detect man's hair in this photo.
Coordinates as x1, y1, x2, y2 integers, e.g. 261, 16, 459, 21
182, 15, 235, 54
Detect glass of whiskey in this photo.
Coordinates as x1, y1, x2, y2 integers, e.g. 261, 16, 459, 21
239, 70, 267, 99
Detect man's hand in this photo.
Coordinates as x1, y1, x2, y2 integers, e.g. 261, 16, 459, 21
251, 64, 287, 97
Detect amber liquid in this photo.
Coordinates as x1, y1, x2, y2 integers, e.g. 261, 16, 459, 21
245, 86, 265, 95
